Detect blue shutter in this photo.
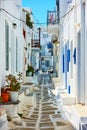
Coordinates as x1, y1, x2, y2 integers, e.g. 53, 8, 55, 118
73, 48, 76, 64
67, 49, 70, 72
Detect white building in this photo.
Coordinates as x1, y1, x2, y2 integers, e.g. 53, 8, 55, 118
59, 0, 87, 104
22, 7, 34, 81
58, 0, 87, 129
0, 0, 24, 90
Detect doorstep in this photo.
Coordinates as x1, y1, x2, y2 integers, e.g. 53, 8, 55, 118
71, 104, 87, 123
64, 105, 72, 121
64, 104, 87, 130
52, 77, 60, 82
60, 93, 76, 106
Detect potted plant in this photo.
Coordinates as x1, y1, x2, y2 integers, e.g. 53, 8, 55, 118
5, 74, 21, 102
1, 87, 10, 102
26, 65, 34, 76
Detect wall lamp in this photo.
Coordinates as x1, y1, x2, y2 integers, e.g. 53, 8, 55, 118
24, 47, 27, 51
12, 23, 17, 29
82, 0, 85, 5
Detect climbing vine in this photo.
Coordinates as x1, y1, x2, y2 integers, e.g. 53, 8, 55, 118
22, 9, 33, 29
26, 13, 33, 29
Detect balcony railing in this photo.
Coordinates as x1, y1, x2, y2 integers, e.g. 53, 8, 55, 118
31, 39, 40, 48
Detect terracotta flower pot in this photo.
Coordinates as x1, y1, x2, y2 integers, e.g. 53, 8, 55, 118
1, 92, 10, 102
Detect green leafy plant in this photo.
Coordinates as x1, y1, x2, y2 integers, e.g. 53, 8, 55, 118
5, 74, 21, 91
22, 8, 33, 29
27, 65, 34, 73
26, 14, 33, 28
26, 65, 34, 76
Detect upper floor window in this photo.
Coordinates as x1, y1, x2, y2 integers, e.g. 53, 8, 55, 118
16, 37, 18, 72
5, 20, 9, 70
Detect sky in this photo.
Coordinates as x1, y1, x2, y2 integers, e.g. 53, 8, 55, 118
22, 0, 56, 27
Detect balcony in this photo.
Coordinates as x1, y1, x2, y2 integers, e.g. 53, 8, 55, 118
31, 39, 40, 48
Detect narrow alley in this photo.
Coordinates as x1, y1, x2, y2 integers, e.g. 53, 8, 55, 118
7, 73, 75, 130
0, 0, 87, 130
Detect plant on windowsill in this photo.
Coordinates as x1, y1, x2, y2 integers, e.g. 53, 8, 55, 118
26, 65, 34, 76
5, 74, 21, 102
5, 74, 20, 91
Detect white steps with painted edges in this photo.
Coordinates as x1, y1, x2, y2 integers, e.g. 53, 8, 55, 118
60, 92, 76, 106
63, 104, 87, 130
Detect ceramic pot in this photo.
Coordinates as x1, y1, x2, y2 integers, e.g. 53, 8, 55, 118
1, 92, 10, 102
9, 91, 18, 102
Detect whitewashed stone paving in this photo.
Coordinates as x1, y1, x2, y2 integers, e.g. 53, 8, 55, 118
8, 74, 76, 130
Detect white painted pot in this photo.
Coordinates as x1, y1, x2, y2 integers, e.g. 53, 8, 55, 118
9, 91, 19, 102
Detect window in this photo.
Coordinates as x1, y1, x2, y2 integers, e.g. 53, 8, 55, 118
5, 20, 9, 70
43, 34, 48, 38
16, 37, 18, 72
45, 60, 50, 67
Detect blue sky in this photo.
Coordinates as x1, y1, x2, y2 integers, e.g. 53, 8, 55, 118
22, 0, 56, 26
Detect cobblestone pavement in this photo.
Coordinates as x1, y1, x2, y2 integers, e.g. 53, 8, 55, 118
8, 73, 76, 130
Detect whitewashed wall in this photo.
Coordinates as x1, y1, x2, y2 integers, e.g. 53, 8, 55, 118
59, 0, 87, 105
58, 0, 68, 82
85, 0, 87, 105
0, 0, 24, 89
59, 0, 81, 100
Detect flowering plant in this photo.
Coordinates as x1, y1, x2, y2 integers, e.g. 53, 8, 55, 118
5, 74, 21, 91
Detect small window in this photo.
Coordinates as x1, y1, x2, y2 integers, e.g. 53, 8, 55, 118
45, 60, 50, 67
16, 37, 18, 72
5, 20, 9, 70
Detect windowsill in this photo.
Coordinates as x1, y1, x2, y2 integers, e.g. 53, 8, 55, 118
0, 100, 20, 105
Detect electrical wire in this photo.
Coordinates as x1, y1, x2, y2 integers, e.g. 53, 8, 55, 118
0, 1, 80, 26
33, 6, 74, 25
32, 12, 39, 23
0, 8, 25, 22
61, 2, 80, 27
0, 5, 74, 26
0, 7, 48, 44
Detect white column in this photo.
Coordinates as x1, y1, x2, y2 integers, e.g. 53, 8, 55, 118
80, 1, 85, 104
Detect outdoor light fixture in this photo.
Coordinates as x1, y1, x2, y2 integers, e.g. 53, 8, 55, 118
12, 23, 17, 29
24, 47, 27, 50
